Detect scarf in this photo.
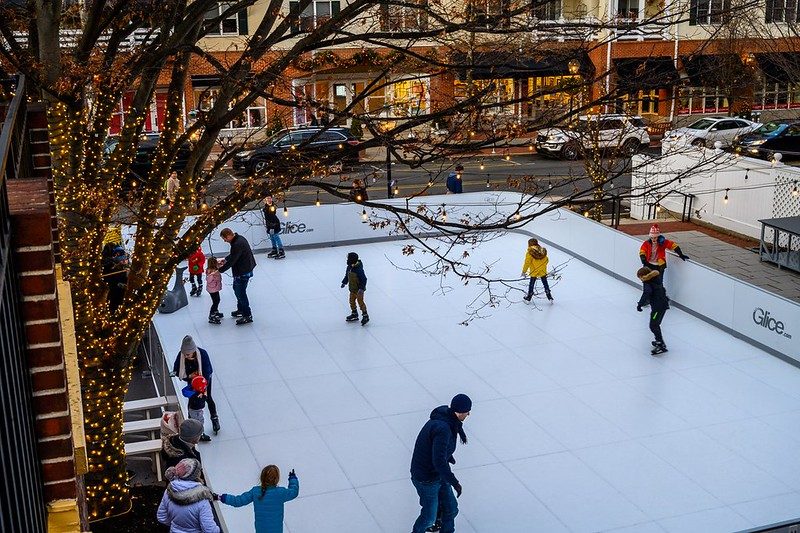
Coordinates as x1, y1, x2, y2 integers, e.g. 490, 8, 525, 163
178, 350, 203, 380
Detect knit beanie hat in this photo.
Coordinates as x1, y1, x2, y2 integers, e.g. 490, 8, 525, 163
649, 224, 661, 238
450, 393, 472, 413
179, 419, 203, 444
347, 252, 359, 264
175, 458, 202, 481
191, 375, 207, 393
181, 335, 197, 355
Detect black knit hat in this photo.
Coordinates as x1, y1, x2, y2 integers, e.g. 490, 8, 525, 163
347, 252, 359, 264
450, 393, 472, 413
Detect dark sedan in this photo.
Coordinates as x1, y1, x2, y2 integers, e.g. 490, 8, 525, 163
104, 134, 192, 190
232, 127, 361, 174
732, 120, 800, 160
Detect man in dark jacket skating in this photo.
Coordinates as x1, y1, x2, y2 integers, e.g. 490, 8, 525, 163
219, 227, 257, 325
410, 394, 472, 533
637, 266, 670, 355
341, 251, 369, 325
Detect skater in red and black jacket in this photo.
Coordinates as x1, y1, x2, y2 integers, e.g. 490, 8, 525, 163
637, 266, 670, 355
639, 224, 688, 279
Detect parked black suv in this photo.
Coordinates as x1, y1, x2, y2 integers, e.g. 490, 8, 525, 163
732, 120, 800, 160
232, 127, 361, 174
104, 133, 192, 190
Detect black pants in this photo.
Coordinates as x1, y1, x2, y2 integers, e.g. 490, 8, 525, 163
209, 292, 220, 316
190, 273, 203, 287
649, 308, 666, 344
527, 276, 551, 298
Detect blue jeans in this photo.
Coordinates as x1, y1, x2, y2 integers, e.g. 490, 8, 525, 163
268, 230, 283, 250
527, 276, 551, 298
232, 274, 252, 317
412, 479, 458, 533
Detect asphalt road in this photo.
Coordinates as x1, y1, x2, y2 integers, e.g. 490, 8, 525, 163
216, 148, 657, 209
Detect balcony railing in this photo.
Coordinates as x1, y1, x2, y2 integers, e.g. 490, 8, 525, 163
531, 17, 601, 41
613, 19, 670, 40
11, 27, 159, 51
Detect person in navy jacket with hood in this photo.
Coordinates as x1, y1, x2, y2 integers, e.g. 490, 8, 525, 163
173, 335, 220, 435
410, 394, 472, 533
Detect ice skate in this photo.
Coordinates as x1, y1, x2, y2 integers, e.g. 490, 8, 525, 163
190, 286, 198, 297
196, 284, 203, 296
346, 311, 359, 322
523, 294, 532, 303
213, 312, 223, 319
275, 249, 285, 259
546, 292, 554, 303
236, 315, 253, 325
426, 521, 442, 532
231, 310, 243, 317
208, 316, 221, 325
199, 434, 211, 442
361, 313, 370, 326
211, 416, 220, 435
267, 248, 278, 258
651, 342, 668, 356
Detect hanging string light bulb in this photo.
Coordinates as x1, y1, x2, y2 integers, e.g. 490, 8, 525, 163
724, 188, 729, 204
486, 176, 491, 188
315, 191, 321, 206
361, 208, 367, 221
793, 181, 799, 197
479, 160, 485, 170
283, 202, 289, 216
441, 205, 447, 223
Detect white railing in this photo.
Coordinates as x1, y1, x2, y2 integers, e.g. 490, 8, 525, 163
613, 19, 670, 40
532, 17, 601, 41
631, 149, 800, 239
11, 27, 159, 51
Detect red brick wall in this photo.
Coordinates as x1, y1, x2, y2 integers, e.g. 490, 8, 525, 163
7, 177, 78, 503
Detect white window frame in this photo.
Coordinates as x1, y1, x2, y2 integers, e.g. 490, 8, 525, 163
677, 86, 729, 115
205, 2, 239, 36
193, 87, 267, 130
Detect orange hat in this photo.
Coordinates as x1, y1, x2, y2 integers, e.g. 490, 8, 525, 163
649, 224, 661, 238
191, 375, 207, 393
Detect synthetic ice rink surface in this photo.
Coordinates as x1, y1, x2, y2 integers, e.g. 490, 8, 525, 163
154, 233, 800, 533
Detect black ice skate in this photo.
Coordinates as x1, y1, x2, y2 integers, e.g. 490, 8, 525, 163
361, 313, 370, 326
426, 521, 442, 532
199, 434, 211, 442
190, 286, 198, 297
213, 312, 223, 319
523, 294, 532, 302
236, 315, 253, 325
208, 316, 221, 325
231, 310, 243, 317
546, 293, 554, 303
275, 250, 285, 259
196, 284, 203, 296
211, 416, 220, 435
346, 312, 359, 322
651, 342, 668, 356
267, 249, 278, 258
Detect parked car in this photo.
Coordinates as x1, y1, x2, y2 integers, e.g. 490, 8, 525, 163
232, 127, 361, 174
104, 133, 192, 190
732, 120, 800, 160
534, 114, 650, 160
662, 117, 759, 152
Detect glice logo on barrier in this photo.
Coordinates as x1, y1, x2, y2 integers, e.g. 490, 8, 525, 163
280, 221, 312, 234
752, 307, 792, 339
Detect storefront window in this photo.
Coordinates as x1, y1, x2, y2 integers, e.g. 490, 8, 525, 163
193, 87, 267, 129
753, 82, 800, 110
392, 79, 428, 116
677, 87, 728, 115
527, 75, 584, 115
454, 78, 515, 112
615, 90, 659, 115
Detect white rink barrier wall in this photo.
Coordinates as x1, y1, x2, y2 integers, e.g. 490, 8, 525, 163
127, 191, 799, 364
630, 150, 800, 239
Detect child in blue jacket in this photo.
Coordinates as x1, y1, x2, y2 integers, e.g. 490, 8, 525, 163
218, 465, 299, 533
341, 251, 369, 325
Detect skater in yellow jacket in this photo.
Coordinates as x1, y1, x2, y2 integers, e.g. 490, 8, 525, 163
521, 238, 553, 303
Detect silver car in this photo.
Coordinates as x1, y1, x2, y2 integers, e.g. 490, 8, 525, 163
662, 117, 759, 152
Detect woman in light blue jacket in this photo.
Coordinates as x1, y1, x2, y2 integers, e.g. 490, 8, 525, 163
219, 465, 299, 533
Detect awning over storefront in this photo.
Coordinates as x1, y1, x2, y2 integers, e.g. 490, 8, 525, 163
681, 54, 743, 87
453, 51, 593, 81
755, 52, 800, 83
614, 57, 679, 92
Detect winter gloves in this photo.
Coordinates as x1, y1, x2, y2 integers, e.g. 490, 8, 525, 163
289, 469, 297, 480
637, 305, 643, 312
453, 482, 462, 498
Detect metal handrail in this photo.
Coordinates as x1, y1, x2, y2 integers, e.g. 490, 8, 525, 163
646, 189, 695, 222
0, 74, 25, 184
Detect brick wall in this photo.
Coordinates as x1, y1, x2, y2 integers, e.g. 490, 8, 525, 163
7, 178, 78, 504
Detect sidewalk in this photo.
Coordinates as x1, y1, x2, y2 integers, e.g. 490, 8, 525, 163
617, 220, 800, 301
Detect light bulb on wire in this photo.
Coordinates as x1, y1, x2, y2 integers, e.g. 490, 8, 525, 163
723, 188, 729, 204
283, 203, 289, 217
793, 181, 799, 196
361, 208, 367, 221
315, 192, 321, 206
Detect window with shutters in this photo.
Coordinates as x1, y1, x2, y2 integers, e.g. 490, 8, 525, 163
379, 0, 429, 31
531, 0, 561, 20
290, 0, 341, 33
689, 0, 730, 24
204, 2, 248, 35
470, 0, 512, 28
766, 0, 798, 22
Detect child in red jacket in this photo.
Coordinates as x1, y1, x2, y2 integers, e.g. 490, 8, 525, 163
188, 247, 206, 297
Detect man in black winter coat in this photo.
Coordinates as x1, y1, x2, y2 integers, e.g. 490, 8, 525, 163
410, 394, 472, 533
218, 227, 257, 325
